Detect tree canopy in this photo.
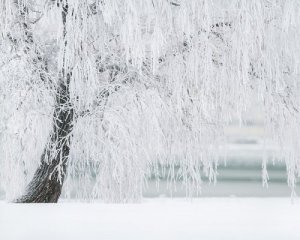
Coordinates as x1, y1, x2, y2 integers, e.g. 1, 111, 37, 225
0, 0, 300, 202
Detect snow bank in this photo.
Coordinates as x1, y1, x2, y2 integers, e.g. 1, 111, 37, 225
0, 198, 299, 240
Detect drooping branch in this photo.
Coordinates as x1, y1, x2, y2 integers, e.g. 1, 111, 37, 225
7, 3, 52, 88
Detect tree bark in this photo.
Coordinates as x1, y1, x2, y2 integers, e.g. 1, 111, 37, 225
15, 72, 73, 203
15, 2, 72, 203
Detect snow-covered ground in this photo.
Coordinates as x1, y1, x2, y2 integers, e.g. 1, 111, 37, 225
0, 198, 299, 240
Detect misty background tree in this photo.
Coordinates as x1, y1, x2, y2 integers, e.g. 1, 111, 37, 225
0, 0, 299, 202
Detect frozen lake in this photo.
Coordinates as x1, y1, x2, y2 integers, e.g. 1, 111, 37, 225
0, 198, 299, 240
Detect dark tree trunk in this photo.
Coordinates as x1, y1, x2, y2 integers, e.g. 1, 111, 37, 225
15, 2, 72, 203
15, 75, 73, 203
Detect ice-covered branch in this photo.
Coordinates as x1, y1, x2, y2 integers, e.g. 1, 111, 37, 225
1, 0, 300, 202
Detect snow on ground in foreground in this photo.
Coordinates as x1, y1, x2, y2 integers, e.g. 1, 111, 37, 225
0, 198, 300, 240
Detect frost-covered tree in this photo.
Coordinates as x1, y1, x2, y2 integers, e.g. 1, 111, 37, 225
0, 0, 299, 202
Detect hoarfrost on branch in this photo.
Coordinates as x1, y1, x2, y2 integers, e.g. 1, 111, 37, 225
0, 0, 299, 201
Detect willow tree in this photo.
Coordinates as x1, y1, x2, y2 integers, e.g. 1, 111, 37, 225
0, 0, 299, 202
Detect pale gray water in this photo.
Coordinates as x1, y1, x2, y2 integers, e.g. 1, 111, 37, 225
144, 160, 291, 197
